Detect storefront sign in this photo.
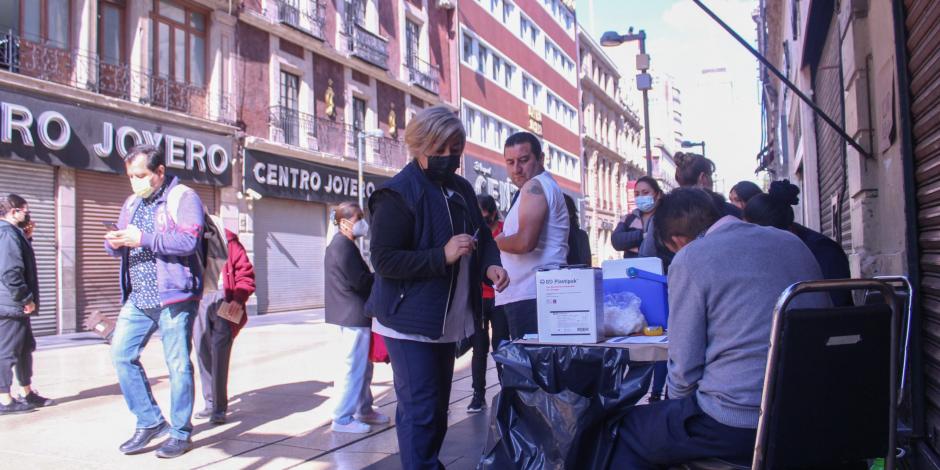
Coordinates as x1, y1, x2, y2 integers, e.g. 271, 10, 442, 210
0, 88, 233, 185
245, 149, 390, 204
464, 155, 518, 214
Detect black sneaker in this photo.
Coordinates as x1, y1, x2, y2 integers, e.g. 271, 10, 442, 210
467, 394, 485, 414
0, 400, 36, 415
210, 412, 226, 425
18, 391, 54, 407
119, 422, 170, 454
155, 438, 193, 459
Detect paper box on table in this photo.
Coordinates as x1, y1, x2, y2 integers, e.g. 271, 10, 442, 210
536, 266, 604, 344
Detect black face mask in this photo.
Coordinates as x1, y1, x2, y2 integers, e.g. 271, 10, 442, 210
424, 154, 461, 183
16, 212, 30, 229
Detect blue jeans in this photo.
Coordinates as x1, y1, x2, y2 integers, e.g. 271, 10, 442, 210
384, 337, 456, 470
332, 326, 375, 424
111, 301, 197, 440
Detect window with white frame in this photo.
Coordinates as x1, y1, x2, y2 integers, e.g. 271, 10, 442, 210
539, 0, 575, 35
461, 30, 518, 93
521, 74, 542, 108
519, 15, 540, 49
462, 103, 521, 152
543, 38, 576, 82
545, 144, 579, 181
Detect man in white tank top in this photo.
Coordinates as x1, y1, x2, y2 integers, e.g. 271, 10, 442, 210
495, 132, 569, 339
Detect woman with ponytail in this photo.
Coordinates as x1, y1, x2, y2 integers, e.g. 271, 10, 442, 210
744, 180, 852, 306
673, 152, 741, 218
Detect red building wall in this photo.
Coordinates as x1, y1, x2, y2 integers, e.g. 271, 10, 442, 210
236, 21, 271, 138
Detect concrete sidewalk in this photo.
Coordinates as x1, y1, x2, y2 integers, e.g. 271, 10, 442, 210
3, 310, 499, 469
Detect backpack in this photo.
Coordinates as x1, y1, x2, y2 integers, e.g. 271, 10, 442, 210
166, 184, 228, 287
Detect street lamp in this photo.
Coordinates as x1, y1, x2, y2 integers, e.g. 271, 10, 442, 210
681, 140, 706, 158
601, 28, 653, 177
357, 129, 384, 249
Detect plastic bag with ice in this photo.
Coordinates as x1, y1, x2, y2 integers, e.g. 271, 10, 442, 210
603, 291, 647, 336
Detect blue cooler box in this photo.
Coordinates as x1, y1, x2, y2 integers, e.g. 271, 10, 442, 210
602, 259, 669, 329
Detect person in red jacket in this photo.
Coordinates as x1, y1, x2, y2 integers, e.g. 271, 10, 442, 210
193, 225, 255, 425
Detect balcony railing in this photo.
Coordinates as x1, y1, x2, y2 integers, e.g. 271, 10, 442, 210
268, 106, 408, 172
343, 19, 389, 69
0, 31, 235, 124
406, 56, 440, 94
271, 0, 326, 40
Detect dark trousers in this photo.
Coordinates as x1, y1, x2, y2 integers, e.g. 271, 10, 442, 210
471, 298, 509, 393
503, 299, 538, 340
0, 317, 33, 394
193, 291, 234, 414
610, 395, 756, 469
651, 361, 667, 397
385, 337, 456, 470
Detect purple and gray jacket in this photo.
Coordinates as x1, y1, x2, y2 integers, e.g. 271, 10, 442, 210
105, 176, 205, 307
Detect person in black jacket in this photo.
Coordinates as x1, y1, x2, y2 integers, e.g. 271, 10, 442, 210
325, 202, 388, 433
564, 194, 592, 265
612, 176, 663, 259
366, 106, 508, 469
0, 194, 53, 415
744, 180, 852, 306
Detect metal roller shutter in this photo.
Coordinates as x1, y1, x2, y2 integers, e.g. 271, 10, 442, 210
253, 198, 326, 314
75, 171, 218, 330
812, 11, 852, 253
0, 160, 58, 335
906, 0, 940, 455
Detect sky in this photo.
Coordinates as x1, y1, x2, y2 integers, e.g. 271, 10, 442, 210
577, 0, 763, 193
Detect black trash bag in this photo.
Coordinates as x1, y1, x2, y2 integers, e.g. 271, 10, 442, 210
478, 342, 654, 470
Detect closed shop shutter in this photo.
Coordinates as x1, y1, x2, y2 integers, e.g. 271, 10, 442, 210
253, 198, 326, 314
0, 160, 58, 335
812, 12, 852, 253
905, 0, 940, 455
75, 171, 218, 330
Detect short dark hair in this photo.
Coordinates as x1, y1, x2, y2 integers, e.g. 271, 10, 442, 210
731, 180, 762, 203
744, 179, 800, 230
0, 193, 27, 217
655, 188, 721, 244
635, 176, 663, 196
477, 194, 497, 215
125, 144, 164, 171
332, 201, 363, 226
674, 152, 716, 187
504, 131, 543, 158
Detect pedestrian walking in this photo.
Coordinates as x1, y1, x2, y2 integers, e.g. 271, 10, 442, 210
564, 194, 591, 266
496, 131, 569, 340
366, 106, 508, 469
0, 194, 53, 415
466, 194, 510, 414
744, 179, 852, 306
324, 202, 389, 434
193, 218, 255, 425
104, 144, 205, 459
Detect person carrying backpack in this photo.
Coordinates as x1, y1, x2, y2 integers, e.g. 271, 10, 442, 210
103, 144, 205, 459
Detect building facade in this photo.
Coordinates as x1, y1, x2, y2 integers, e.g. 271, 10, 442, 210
457, 0, 582, 218
757, 0, 937, 465
577, 24, 643, 264
0, 0, 456, 333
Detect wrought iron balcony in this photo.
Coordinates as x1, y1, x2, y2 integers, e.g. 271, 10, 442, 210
267, 107, 408, 172
273, 0, 325, 40
406, 56, 440, 95
343, 20, 389, 69
0, 31, 235, 124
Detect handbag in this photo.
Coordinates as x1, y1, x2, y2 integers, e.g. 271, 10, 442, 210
369, 332, 390, 363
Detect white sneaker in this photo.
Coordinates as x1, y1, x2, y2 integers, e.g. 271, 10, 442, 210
331, 420, 372, 434
355, 411, 391, 425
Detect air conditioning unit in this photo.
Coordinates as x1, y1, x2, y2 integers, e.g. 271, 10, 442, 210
437, 0, 456, 9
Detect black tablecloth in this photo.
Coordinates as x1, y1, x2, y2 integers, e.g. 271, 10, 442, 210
479, 341, 656, 470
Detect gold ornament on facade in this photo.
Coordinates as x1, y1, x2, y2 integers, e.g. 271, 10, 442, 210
528, 106, 543, 136
325, 79, 336, 118
388, 103, 398, 138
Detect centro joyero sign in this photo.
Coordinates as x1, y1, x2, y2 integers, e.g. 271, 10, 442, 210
0, 89, 233, 185
244, 149, 389, 204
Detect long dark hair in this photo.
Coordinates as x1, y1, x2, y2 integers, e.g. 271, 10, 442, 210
674, 152, 715, 187
655, 188, 721, 243
731, 180, 762, 203
635, 176, 663, 196
744, 179, 800, 230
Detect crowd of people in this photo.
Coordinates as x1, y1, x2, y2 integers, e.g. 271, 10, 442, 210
0, 104, 852, 467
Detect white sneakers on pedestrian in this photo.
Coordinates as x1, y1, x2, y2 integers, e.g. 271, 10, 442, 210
331, 420, 371, 434
355, 410, 391, 425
